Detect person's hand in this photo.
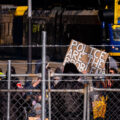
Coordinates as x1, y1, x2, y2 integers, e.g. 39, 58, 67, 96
82, 70, 87, 74
33, 78, 41, 87
46, 63, 49, 69
108, 79, 112, 88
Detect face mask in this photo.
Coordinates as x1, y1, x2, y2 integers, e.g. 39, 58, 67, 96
54, 80, 59, 85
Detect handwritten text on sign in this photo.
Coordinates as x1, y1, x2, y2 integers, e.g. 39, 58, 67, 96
64, 40, 108, 73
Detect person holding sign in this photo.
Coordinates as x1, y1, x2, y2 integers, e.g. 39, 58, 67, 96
51, 63, 84, 120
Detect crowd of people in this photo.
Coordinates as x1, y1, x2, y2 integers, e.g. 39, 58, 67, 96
0, 57, 119, 120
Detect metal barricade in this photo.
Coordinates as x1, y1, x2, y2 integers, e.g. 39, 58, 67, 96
0, 60, 120, 120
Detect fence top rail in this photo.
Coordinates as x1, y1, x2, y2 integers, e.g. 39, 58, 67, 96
12, 73, 41, 77
0, 89, 84, 93
1, 88, 120, 93
0, 73, 41, 77
93, 88, 120, 92
0, 73, 119, 77
53, 73, 120, 77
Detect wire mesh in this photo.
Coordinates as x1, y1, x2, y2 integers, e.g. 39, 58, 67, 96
0, 61, 120, 120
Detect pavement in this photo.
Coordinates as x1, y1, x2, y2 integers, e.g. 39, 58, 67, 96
0, 60, 36, 74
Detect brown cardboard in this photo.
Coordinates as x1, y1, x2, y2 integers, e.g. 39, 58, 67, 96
63, 40, 109, 73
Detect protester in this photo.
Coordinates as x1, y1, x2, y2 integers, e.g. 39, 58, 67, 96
24, 70, 42, 119
0, 68, 5, 120
107, 67, 119, 88
0, 68, 5, 80
0, 66, 26, 120
51, 67, 62, 88
9, 66, 26, 120
51, 63, 84, 120
106, 67, 120, 120
90, 67, 108, 120
109, 57, 118, 71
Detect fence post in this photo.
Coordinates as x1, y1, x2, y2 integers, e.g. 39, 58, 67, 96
27, 0, 32, 73
7, 60, 11, 120
83, 85, 87, 120
87, 84, 90, 120
42, 31, 47, 120
48, 70, 51, 120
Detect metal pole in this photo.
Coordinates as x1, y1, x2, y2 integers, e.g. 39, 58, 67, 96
83, 86, 87, 120
42, 31, 47, 120
48, 70, 51, 120
27, 0, 32, 73
7, 60, 11, 120
87, 84, 90, 120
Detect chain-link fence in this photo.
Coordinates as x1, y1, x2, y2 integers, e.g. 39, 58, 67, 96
0, 60, 120, 120
0, 60, 42, 120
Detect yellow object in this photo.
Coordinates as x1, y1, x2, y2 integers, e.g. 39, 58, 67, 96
109, 52, 120, 56
114, 0, 120, 24
105, 5, 108, 9
112, 24, 120, 29
92, 96, 108, 119
15, 6, 28, 16
0, 72, 4, 75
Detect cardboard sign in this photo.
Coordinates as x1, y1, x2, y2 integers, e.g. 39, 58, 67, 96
63, 40, 109, 73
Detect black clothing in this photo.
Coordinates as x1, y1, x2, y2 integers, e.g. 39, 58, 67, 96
51, 81, 84, 120
51, 63, 84, 120
106, 82, 120, 120
0, 77, 26, 120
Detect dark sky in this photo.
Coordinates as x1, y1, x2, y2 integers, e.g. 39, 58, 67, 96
0, 0, 114, 10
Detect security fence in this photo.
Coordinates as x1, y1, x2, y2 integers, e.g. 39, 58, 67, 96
0, 60, 120, 120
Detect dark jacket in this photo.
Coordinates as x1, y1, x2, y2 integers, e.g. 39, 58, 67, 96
0, 67, 26, 120
105, 78, 120, 120
51, 63, 84, 120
